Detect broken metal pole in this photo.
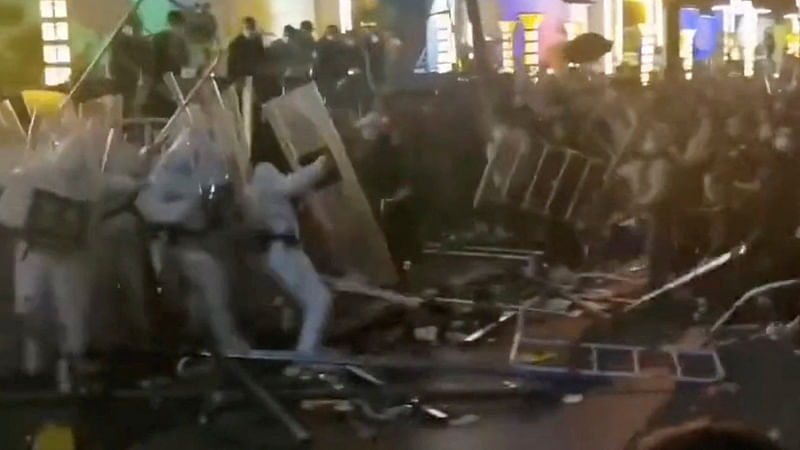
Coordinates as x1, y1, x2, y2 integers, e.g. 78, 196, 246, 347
625, 245, 747, 312
708, 279, 800, 336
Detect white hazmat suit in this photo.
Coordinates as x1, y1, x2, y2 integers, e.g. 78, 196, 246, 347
244, 158, 332, 355
136, 128, 249, 352
0, 127, 103, 387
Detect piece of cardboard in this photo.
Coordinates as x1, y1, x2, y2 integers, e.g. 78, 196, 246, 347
263, 83, 397, 285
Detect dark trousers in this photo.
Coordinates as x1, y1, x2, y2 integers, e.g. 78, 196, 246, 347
647, 206, 675, 290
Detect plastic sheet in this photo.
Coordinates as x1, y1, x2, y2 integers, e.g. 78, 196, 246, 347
0, 125, 103, 233
263, 83, 396, 285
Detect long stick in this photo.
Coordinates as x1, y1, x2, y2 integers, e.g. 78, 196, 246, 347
61, 0, 147, 109
708, 279, 800, 336
624, 245, 746, 312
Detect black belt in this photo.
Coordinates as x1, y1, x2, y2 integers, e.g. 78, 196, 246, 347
156, 227, 299, 248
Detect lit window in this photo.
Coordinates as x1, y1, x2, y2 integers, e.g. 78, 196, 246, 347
56, 22, 69, 40
44, 66, 71, 86
41, 22, 68, 41
42, 22, 56, 41
43, 44, 71, 64
40, 1, 67, 19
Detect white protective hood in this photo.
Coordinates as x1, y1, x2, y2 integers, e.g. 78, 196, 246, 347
136, 126, 234, 231
0, 124, 104, 230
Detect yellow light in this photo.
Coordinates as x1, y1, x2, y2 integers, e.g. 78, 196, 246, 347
524, 54, 539, 65
518, 13, 544, 30
499, 21, 517, 33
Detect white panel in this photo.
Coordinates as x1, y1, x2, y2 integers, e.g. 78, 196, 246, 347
40, 1, 54, 18
42, 44, 71, 63
41, 22, 57, 41
53, 0, 67, 18
44, 67, 71, 86
267, 0, 316, 36
339, 0, 352, 32
55, 21, 69, 40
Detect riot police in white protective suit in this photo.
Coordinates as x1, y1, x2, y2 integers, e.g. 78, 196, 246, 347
0, 125, 103, 392
244, 157, 333, 356
136, 127, 249, 353
90, 133, 153, 351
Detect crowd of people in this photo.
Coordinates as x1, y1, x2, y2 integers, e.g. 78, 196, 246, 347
498, 67, 800, 311
108, 8, 403, 119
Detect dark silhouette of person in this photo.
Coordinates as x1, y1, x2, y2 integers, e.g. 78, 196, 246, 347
146, 10, 190, 117
227, 17, 265, 81
314, 25, 347, 101
110, 16, 151, 117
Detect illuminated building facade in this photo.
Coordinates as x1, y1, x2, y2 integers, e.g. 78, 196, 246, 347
39, 0, 71, 86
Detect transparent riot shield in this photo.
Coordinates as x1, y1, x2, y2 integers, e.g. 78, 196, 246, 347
263, 83, 397, 286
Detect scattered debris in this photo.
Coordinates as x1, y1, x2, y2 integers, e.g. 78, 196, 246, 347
300, 399, 352, 412
414, 326, 439, 343
767, 427, 782, 442
520, 352, 558, 365
561, 394, 584, 404
448, 414, 481, 427
351, 399, 413, 422
704, 382, 740, 397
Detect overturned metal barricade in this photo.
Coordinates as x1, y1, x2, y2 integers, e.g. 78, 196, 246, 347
509, 299, 726, 383
519, 146, 605, 222
474, 127, 607, 224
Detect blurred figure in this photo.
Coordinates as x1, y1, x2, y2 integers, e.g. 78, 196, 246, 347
299, 20, 316, 51
188, 2, 218, 67
314, 25, 347, 101
244, 157, 333, 357
109, 16, 150, 117
137, 128, 248, 352
146, 10, 190, 117
227, 17, 265, 82
282, 25, 312, 91
618, 122, 677, 289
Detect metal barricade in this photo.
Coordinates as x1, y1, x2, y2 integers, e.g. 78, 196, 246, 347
519, 144, 606, 223
473, 127, 607, 225
509, 298, 726, 383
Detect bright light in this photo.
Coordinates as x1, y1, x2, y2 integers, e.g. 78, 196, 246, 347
339, 0, 352, 32
44, 66, 71, 86
42, 21, 69, 41
433, 13, 455, 73
40, 1, 67, 19
40, 0, 70, 88
43, 44, 70, 64
603, 0, 614, 74
518, 13, 543, 77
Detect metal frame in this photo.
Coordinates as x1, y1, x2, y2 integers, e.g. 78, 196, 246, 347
520, 146, 606, 222
510, 299, 726, 384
